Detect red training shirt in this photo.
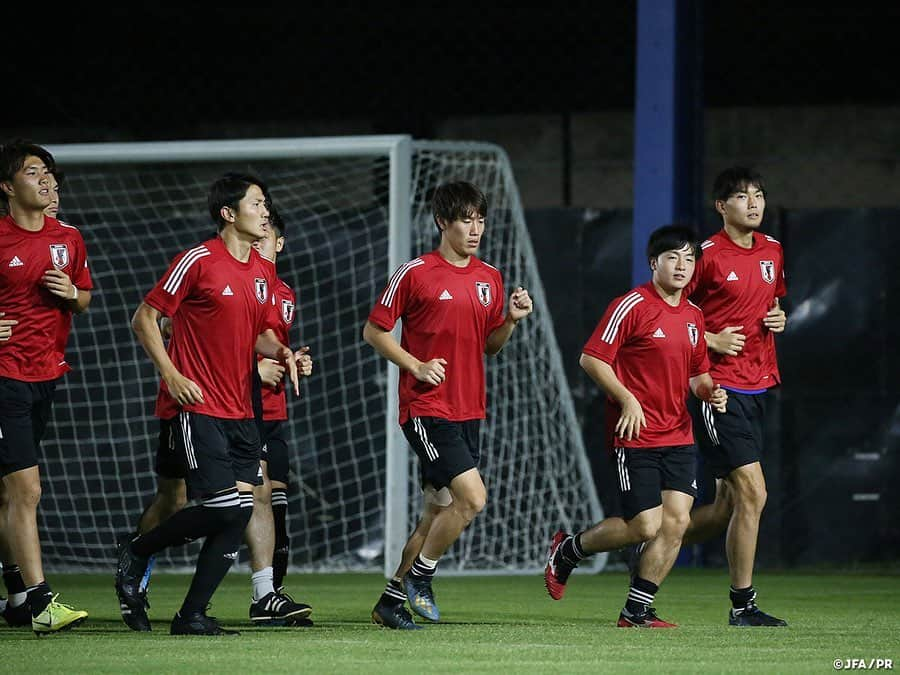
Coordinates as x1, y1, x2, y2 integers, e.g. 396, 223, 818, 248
368, 251, 506, 425
686, 230, 787, 391
260, 277, 296, 422
145, 237, 279, 420
0, 215, 94, 382
582, 282, 709, 449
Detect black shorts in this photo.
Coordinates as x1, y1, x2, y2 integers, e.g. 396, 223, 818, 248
260, 419, 290, 485
401, 417, 481, 491
614, 445, 697, 521
0, 376, 57, 476
177, 411, 263, 499
155, 416, 187, 480
693, 391, 767, 479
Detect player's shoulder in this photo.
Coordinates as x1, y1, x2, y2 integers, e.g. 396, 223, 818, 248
473, 256, 503, 279
760, 232, 783, 250
395, 254, 429, 276
685, 298, 705, 320
608, 286, 647, 314
276, 276, 295, 298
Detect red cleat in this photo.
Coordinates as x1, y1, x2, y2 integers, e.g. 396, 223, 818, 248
544, 530, 577, 600
617, 607, 678, 628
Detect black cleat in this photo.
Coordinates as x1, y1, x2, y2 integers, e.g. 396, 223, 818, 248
249, 591, 312, 626
171, 610, 240, 636
2, 600, 32, 627
114, 532, 151, 632
729, 603, 788, 627
371, 600, 422, 630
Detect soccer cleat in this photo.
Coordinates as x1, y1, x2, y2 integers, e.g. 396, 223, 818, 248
171, 610, 240, 636
371, 600, 422, 630
544, 530, 577, 600
114, 533, 151, 632
2, 600, 32, 627
403, 573, 440, 622
249, 590, 312, 626
617, 606, 678, 628
276, 589, 314, 626
729, 604, 788, 627
32, 595, 88, 635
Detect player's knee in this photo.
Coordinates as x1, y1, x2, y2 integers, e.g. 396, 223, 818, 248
735, 481, 767, 513
12, 482, 42, 509
629, 515, 661, 542
668, 510, 692, 537
457, 493, 486, 522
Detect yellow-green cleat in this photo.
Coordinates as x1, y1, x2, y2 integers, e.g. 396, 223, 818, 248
32, 595, 88, 636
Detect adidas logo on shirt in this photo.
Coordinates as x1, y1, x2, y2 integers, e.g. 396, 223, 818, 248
439, 289, 453, 301
726, 271, 739, 281
691, 479, 697, 489
222, 285, 234, 296
652, 328, 666, 338
8, 256, 23, 267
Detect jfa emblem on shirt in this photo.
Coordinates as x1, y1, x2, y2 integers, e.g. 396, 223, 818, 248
475, 281, 492, 307
687, 322, 699, 347
49, 244, 70, 270
281, 299, 294, 324
759, 260, 776, 284
254, 277, 268, 304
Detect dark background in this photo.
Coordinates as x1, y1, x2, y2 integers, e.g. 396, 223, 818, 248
5, 4, 899, 568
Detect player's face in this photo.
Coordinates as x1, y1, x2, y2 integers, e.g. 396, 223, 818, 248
3, 155, 52, 210
44, 174, 60, 218
651, 244, 696, 292
717, 182, 765, 230
232, 184, 269, 239
441, 211, 485, 258
252, 224, 283, 260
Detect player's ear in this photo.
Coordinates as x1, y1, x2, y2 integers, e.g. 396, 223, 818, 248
436, 217, 446, 232
714, 199, 726, 216
276, 237, 284, 253
221, 206, 236, 223
0, 180, 13, 199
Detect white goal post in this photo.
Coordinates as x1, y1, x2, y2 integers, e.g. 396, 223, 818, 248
43, 135, 606, 576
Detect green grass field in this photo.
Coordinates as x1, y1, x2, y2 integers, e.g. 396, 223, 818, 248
2, 570, 897, 673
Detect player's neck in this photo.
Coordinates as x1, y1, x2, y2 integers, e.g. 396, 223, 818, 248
218, 228, 254, 262
7, 203, 45, 232
650, 279, 682, 307
723, 223, 755, 249
437, 241, 472, 267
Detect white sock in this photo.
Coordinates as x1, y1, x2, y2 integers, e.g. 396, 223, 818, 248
418, 554, 439, 569
10, 592, 27, 608
251, 566, 275, 601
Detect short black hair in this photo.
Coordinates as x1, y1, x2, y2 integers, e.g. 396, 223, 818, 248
431, 181, 487, 233
646, 224, 702, 261
712, 167, 765, 202
268, 205, 285, 238
207, 172, 268, 230
0, 139, 56, 206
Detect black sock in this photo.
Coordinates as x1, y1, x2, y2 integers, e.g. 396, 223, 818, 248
379, 577, 406, 607
180, 502, 252, 616
624, 576, 659, 616
2, 564, 26, 596
560, 533, 587, 564
409, 554, 437, 581
730, 585, 756, 610
133, 490, 239, 557
272, 488, 289, 590
26, 581, 53, 616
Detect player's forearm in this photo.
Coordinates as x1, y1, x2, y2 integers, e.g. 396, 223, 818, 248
485, 316, 518, 356
255, 329, 289, 360
579, 354, 636, 407
689, 373, 715, 402
69, 289, 92, 314
363, 321, 422, 374
132, 303, 179, 379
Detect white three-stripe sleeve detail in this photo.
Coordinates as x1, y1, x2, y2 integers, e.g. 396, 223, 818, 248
601, 293, 643, 344
163, 247, 210, 295
381, 259, 423, 308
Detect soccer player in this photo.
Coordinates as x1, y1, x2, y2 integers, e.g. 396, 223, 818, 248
116, 173, 301, 636
678, 167, 788, 626
0, 140, 92, 634
366, 181, 533, 629
544, 225, 727, 628
245, 207, 313, 625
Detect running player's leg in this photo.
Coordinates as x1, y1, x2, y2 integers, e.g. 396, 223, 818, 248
0, 480, 29, 626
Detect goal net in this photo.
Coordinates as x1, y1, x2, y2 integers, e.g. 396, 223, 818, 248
41, 136, 606, 575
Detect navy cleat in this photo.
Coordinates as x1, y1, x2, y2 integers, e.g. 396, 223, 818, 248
171, 610, 240, 636
2, 599, 32, 627
114, 532, 151, 632
403, 573, 440, 622
729, 603, 788, 627
371, 600, 422, 630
